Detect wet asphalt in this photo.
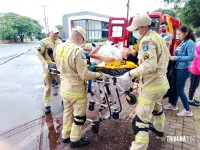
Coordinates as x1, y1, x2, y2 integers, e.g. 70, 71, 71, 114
0, 43, 64, 149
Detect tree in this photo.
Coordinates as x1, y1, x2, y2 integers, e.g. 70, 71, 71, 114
195, 27, 200, 38
55, 25, 63, 32
0, 13, 45, 41
163, 0, 200, 28
151, 8, 177, 18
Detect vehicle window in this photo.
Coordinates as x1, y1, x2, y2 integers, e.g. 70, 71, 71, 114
112, 26, 123, 37
151, 18, 160, 32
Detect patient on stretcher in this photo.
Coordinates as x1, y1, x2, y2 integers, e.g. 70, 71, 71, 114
87, 42, 138, 76
89, 42, 138, 66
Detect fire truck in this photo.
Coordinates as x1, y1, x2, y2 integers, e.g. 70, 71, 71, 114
108, 12, 181, 54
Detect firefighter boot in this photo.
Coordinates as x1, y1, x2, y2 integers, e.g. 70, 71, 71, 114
60, 137, 70, 144
149, 123, 164, 137
70, 138, 90, 148
45, 106, 51, 114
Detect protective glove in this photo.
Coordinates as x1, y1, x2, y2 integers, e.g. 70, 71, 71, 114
119, 71, 132, 81
100, 73, 112, 80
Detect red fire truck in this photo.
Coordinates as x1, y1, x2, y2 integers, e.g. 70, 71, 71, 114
108, 12, 181, 54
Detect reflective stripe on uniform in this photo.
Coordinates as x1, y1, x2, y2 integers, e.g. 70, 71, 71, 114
76, 99, 87, 104
96, 72, 101, 77
154, 117, 165, 125
135, 135, 149, 143
144, 81, 169, 93
55, 48, 72, 62
42, 60, 46, 63
60, 90, 85, 99
72, 129, 81, 136
63, 125, 71, 132
137, 97, 152, 105
44, 95, 51, 100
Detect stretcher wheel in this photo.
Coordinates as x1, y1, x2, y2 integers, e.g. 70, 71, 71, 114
91, 121, 99, 134
126, 94, 137, 105
112, 111, 119, 119
89, 101, 95, 111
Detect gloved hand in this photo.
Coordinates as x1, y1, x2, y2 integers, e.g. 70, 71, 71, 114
119, 71, 132, 81
100, 73, 112, 80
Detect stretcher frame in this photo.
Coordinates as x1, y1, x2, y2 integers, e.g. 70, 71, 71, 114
87, 61, 138, 134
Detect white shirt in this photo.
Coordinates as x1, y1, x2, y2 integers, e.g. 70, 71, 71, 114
90, 45, 122, 65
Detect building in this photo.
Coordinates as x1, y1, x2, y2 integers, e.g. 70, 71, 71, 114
62, 11, 110, 42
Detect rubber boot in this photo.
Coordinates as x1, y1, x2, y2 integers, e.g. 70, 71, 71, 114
45, 106, 51, 114
60, 137, 70, 143
70, 138, 90, 148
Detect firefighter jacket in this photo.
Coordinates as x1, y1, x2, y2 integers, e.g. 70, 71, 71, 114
130, 30, 170, 95
54, 39, 101, 99
37, 37, 63, 74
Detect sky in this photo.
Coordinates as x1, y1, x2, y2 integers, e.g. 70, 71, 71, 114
0, 0, 165, 30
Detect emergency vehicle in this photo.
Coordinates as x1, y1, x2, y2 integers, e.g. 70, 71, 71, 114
108, 12, 181, 54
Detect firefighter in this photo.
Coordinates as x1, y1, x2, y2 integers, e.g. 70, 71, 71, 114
120, 14, 170, 150
54, 26, 108, 148
37, 27, 63, 114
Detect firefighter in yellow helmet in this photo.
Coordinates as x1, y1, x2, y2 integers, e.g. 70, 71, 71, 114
37, 27, 63, 114
120, 14, 170, 150
54, 26, 108, 148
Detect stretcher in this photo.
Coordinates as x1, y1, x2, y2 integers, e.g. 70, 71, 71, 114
87, 60, 139, 134
47, 62, 60, 75
46, 48, 60, 76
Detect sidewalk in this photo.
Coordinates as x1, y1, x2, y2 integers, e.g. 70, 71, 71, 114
0, 80, 199, 150
160, 79, 200, 150
60, 79, 200, 150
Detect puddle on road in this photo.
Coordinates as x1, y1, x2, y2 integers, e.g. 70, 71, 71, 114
0, 93, 43, 134
0, 90, 64, 150
0, 113, 64, 150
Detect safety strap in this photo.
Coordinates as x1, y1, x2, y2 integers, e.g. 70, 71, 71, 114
137, 127, 149, 132
152, 109, 163, 116
74, 115, 87, 125
88, 63, 95, 93
135, 115, 149, 124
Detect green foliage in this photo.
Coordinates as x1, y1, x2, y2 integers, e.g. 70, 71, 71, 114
55, 25, 63, 32
0, 13, 44, 41
179, 0, 200, 28
86, 38, 107, 44
163, 0, 200, 28
152, 8, 177, 18
35, 32, 46, 40
195, 27, 200, 38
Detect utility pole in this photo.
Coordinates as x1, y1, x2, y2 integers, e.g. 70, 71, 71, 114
40, 5, 49, 37
126, 0, 130, 26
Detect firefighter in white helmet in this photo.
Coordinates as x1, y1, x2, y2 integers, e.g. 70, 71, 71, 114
37, 27, 63, 114
54, 26, 108, 148
120, 14, 170, 150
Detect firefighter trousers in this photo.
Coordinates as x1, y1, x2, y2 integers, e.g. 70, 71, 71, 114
130, 90, 167, 150
43, 72, 60, 107
61, 96, 87, 142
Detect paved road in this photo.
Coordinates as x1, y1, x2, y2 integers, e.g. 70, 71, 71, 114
0, 43, 44, 133
0, 43, 64, 149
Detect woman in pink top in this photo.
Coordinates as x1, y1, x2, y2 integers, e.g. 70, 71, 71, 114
188, 42, 200, 106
